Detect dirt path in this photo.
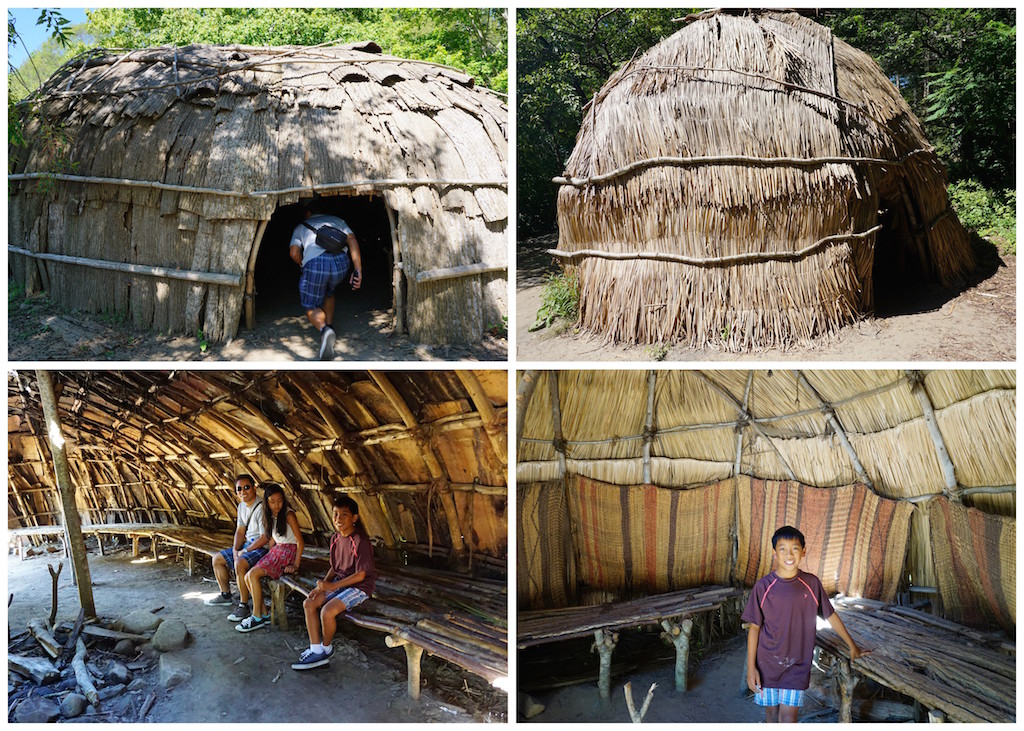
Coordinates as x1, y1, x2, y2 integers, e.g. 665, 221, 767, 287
517, 235, 1015, 362
8, 547, 505, 723
8, 290, 507, 362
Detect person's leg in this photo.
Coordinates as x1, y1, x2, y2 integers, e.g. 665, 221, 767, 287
234, 557, 251, 603
765, 705, 779, 723
302, 594, 328, 645
778, 705, 799, 723
322, 294, 336, 328
319, 597, 349, 646
305, 307, 327, 331
247, 566, 268, 616
212, 551, 231, 594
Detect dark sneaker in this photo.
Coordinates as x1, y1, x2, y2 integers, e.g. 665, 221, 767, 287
205, 592, 233, 606
319, 327, 336, 361
235, 614, 269, 633
291, 645, 334, 670
227, 603, 251, 622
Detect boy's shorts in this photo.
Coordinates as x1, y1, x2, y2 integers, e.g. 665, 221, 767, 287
254, 543, 298, 579
755, 688, 805, 707
219, 540, 268, 573
325, 586, 369, 610
299, 251, 351, 310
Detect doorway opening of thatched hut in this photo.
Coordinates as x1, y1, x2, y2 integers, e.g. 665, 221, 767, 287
247, 195, 398, 333
871, 186, 936, 316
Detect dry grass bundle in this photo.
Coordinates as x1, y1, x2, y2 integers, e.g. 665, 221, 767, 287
554, 11, 973, 349
935, 391, 1016, 488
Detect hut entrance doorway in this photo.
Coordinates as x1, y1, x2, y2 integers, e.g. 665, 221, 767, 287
248, 195, 398, 334
871, 191, 934, 316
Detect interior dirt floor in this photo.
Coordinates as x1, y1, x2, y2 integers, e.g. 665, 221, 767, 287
7, 544, 506, 723
516, 234, 1015, 362
7, 285, 507, 362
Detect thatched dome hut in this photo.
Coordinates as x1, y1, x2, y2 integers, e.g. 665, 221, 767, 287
9, 369, 507, 568
517, 369, 1014, 634
9, 43, 507, 345
552, 11, 975, 350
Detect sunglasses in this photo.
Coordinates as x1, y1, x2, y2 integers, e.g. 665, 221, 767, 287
235, 484, 253, 492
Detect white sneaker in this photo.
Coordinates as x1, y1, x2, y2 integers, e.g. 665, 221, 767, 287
319, 327, 336, 361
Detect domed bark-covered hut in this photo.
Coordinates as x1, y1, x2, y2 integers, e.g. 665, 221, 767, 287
517, 370, 1014, 721
9, 43, 507, 345
551, 10, 974, 350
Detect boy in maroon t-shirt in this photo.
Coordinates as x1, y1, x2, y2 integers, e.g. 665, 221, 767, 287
742, 526, 866, 722
292, 495, 377, 671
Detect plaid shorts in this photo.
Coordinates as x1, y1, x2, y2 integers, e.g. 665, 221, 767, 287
254, 543, 298, 579
755, 687, 805, 708
299, 251, 351, 310
219, 540, 268, 573
325, 586, 369, 610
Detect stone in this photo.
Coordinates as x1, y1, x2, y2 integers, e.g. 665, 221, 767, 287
61, 693, 89, 718
14, 696, 60, 723
159, 655, 191, 688
127, 678, 148, 692
121, 610, 162, 634
105, 661, 131, 685
152, 619, 188, 652
98, 683, 126, 701
114, 639, 136, 657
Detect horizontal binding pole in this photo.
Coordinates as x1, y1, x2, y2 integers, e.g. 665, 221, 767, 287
553, 150, 927, 188
8, 172, 506, 198
547, 225, 882, 267
9, 246, 242, 287
415, 262, 507, 283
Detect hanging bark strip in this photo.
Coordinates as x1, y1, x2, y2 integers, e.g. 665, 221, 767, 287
36, 370, 96, 619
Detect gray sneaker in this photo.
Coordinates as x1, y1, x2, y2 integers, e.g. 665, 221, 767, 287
227, 603, 251, 622
319, 327, 336, 361
205, 592, 233, 606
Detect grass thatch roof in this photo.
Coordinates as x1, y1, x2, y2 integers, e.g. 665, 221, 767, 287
9, 43, 507, 345
517, 369, 1014, 620
9, 370, 507, 566
553, 10, 974, 350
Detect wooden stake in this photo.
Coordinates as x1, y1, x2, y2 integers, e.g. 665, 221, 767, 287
48, 561, 63, 626
624, 681, 658, 722
660, 617, 693, 691
36, 370, 96, 618
385, 635, 424, 700
593, 628, 618, 700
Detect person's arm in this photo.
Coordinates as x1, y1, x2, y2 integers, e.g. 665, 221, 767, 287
348, 234, 362, 290
325, 570, 366, 594
746, 623, 762, 693
290, 244, 303, 266
284, 512, 303, 573
247, 532, 269, 551
827, 613, 866, 659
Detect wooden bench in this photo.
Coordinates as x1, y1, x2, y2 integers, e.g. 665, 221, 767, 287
816, 597, 1015, 723
517, 585, 742, 699
268, 562, 508, 699
8, 525, 68, 560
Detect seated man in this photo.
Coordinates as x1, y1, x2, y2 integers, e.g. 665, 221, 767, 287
289, 200, 363, 361
205, 474, 268, 622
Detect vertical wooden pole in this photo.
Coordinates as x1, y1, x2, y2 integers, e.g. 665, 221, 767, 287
386, 204, 405, 335
36, 370, 96, 619
548, 372, 567, 478
642, 370, 656, 484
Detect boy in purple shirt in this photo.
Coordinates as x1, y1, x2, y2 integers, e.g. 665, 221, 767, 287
742, 526, 866, 722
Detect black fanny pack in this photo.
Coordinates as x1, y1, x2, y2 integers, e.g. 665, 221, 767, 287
302, 221, 348, 254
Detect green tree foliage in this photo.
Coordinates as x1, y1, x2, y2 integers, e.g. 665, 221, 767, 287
517, 9, 1015, 235
84, 8, 506, 92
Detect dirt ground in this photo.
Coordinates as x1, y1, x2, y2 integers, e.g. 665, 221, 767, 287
7, 544, 506, 723
8, 287, 507, 363
517, 234, 1016, 362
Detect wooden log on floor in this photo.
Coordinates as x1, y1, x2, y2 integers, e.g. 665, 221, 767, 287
660, 617, 693, 692
72, 638, 100, 706
28, 617, 61, 658
385, 634, 424, 700
593, 628, 618, 701
60, 608, 86, 667
9, 654, 59, 684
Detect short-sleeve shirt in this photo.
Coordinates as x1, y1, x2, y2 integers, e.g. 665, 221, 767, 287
290, 214, 353, 266
741, 570, 834, 690
329, 531, 376, 596
237, 499, 265, 545
270, 509, 298, 545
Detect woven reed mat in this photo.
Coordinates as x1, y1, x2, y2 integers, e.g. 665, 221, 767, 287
567, 475, 734, 594
734, 476, 912, 601
928, 496, 1015, 632
517, 481, 575, 610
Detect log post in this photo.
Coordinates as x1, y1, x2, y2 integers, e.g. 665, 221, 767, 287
549, 372, 567, 478
906, 371, 959, 500
385, 635, 424, 700
642, 370, 656, 484
660, 617, 694, 691
836, 656, 859, 723
269, 581, 290, 631
593, 628, 619, 701
132, 535, 141, 558
36, 370, 96, 619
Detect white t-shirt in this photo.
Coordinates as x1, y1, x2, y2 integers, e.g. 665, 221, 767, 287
270, 509, 298, 545
237, 500, 265, 545
290, 214, 353, 266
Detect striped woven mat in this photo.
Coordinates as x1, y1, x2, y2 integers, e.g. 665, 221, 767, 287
735, 476, 912, 601
517, 481, 575, 609
928, 496, 1015, 632
567, 475, 734, 594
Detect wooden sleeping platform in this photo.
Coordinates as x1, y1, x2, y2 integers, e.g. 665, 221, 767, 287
517, 585, 742, 698
816, 597, 1015, 723
269, 563, 508, 699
